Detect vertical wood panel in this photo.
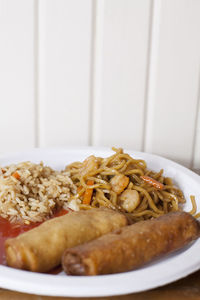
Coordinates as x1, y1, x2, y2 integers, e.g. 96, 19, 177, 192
92, 0, 152, 150
0, 0, 35, 152
193, 78, 200, 169
145, 0, 200, 167
38, 0, 93, 147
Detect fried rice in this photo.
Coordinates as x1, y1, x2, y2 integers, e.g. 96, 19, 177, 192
0, 162, 76, 224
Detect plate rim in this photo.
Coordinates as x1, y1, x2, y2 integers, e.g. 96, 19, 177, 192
0, 146, 200, 297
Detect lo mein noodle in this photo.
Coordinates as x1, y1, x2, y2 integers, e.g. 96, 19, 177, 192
66, 148, 198, 222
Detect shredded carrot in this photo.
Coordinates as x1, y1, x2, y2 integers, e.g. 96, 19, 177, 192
83, 180, 94, 205
77, 186, 85, 200
141, 175, 164, 190
12, 172, 20, 180
77, 186, 83, 193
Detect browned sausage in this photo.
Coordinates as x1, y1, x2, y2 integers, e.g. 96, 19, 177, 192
62, 211, 200, 275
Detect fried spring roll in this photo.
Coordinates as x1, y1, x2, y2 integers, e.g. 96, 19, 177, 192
62, 211, 200, 275
5, 208, 127, 272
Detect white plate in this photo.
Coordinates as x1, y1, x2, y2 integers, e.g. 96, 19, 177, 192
0, 147, 200, 297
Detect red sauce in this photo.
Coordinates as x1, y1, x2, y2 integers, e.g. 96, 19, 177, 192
0, 209, 69, 269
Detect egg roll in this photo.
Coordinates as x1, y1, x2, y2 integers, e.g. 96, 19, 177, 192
62, 211, 200, 275
5, 208, 127, 272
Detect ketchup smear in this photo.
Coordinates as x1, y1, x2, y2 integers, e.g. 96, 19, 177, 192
0, 209, 69, 272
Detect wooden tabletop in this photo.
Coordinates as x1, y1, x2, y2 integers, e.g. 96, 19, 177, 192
0, 269, 200, 300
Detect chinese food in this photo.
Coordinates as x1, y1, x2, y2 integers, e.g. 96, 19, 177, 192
66, 148, 192, 222
0, 148, 198, 226
62, 211, 200, 276
5, 208, 127, 272
0, 162, 76, 224
1, 148, 199, 276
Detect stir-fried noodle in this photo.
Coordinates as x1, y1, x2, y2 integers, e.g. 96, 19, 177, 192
66, 148, 198, 222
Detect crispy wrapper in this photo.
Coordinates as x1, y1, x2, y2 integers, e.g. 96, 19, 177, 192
5, 208, 127, 272
62, 212, 200, 275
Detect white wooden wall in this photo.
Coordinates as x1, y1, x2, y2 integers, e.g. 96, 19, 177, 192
0, 0, 200, 168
